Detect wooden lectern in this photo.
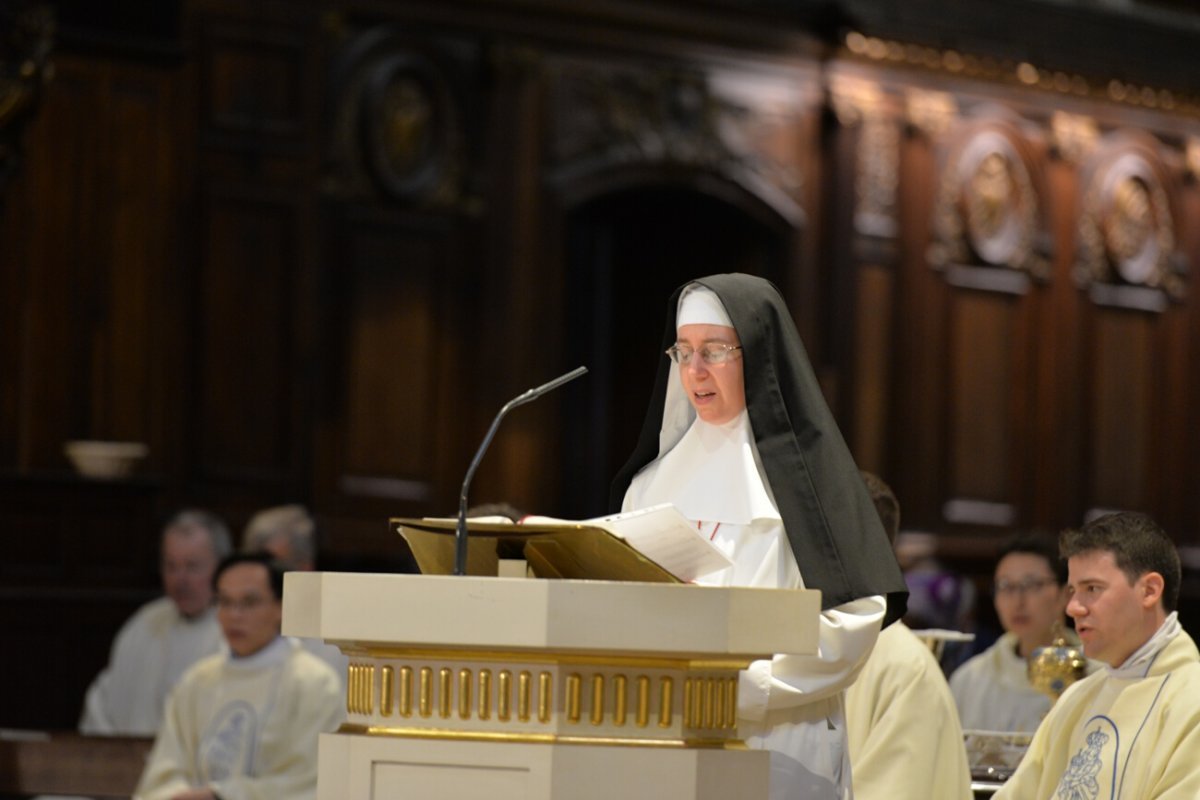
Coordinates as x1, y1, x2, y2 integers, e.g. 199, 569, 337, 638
282, 522, 820, 800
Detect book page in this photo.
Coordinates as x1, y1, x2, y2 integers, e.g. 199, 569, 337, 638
583, 504, 732, 582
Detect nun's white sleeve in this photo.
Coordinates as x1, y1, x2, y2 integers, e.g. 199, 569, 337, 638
737, 594, 885, 719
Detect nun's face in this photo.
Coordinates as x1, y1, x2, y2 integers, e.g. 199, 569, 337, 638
675, 324, 746, 425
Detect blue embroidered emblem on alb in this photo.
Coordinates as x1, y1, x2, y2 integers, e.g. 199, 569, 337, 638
1056, 728, 1110, 800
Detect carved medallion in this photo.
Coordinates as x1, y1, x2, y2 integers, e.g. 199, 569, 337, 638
1076, 146, 1184, 301
325, 26, 469, 207
929, 125, 1048, 279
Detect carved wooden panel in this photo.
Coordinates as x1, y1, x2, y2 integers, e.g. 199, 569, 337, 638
1075, 132, 1186, 310
196, 186, 300, 485
316, 207, 467, 517
943, 291, 1027, 526
0, 56, 184, 473
850, 264, 895, 473
200, 20, 309, 147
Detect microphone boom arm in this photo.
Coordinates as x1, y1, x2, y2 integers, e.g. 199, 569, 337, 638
454, 366, 588, 575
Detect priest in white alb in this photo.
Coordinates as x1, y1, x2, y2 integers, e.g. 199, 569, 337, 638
995, 511, 1200, 799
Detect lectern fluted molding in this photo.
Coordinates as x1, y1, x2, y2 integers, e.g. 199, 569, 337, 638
283, 571, 819, 799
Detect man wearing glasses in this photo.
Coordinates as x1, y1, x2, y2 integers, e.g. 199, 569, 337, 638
134, 553, 342, 800
950, 533, 1076, 732
995, 512, 1200, 798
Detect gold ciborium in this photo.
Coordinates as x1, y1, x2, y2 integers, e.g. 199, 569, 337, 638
1028, 626, 1088, 702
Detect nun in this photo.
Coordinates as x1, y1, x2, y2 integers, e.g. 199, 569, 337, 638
611, 273, 908, 800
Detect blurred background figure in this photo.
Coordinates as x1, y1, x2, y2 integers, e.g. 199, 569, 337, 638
242, 504, 317, 571
134, 553, 342, 800
80, 509, 232, 736
240, 504, 347, 683
949, 532, 1075, 732
895, 530, 978, 673
845, 473, 972, 800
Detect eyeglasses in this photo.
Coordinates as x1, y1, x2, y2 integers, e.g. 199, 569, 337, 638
665, 343, 743, 366
994, 577, 1058, 598
216, 595, 272, 613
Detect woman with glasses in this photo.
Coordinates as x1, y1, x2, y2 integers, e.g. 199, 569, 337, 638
949, 533, 1075, 732
610, 274, 908, 800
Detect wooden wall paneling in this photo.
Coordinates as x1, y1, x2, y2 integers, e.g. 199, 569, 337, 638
827, 71, 904, 473
194, 184, 303, 489
942, 288, 1031, 527
1083, 308, 1157, 516
94, 65, 187, 467
8, 60, 105, 472
1183, 186, 1200, 545
1030, 153, 1086, 528
0, 589, 155, 729
315, 205, 467, 533
891, 120, 946, 527
0, 54, 185, 475
1072, 131, 1188, 528
0, 477, 164, 728
479, 44, 557, 515
198, 17, 311, 154
851, 265, 896, 474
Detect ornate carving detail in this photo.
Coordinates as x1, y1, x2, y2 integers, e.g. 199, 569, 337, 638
830, 78, 899, 241
905, 89, 957, 139
928, 124, 1049, 279
0, 1, 54, 202
548, 61, 802, 203
324, 25, 473, 209
1187, 138, 1200, 183
1050, 112, 1098, 165
1076, 141, 1185, 301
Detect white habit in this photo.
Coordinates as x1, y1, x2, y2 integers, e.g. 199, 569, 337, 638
80, 597, 223, 735
625, 412, 883, 800
134, 636, 343, 800
949, 631, 1053, 733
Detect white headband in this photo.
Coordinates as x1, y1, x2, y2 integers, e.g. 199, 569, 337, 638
677, 285, 732, 329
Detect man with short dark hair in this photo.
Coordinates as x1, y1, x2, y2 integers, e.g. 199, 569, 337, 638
134, 553, 342, 800
995, 511, 1200, 798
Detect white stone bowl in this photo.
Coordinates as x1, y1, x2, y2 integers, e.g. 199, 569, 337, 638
64, 440, 149, 479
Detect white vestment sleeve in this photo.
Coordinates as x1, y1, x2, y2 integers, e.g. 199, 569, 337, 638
738, 594, 884, 720
132, 685, 199, 800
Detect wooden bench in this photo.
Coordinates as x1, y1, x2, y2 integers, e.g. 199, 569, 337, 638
0, 730, 152, 798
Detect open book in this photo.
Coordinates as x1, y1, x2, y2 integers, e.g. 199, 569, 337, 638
394, 504, 731, 583
528, 504, 732, 582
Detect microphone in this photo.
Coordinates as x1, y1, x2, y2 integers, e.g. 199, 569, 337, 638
454, 366, 588, 575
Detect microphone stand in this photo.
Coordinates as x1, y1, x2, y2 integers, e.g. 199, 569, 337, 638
454, 366, 588, 576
